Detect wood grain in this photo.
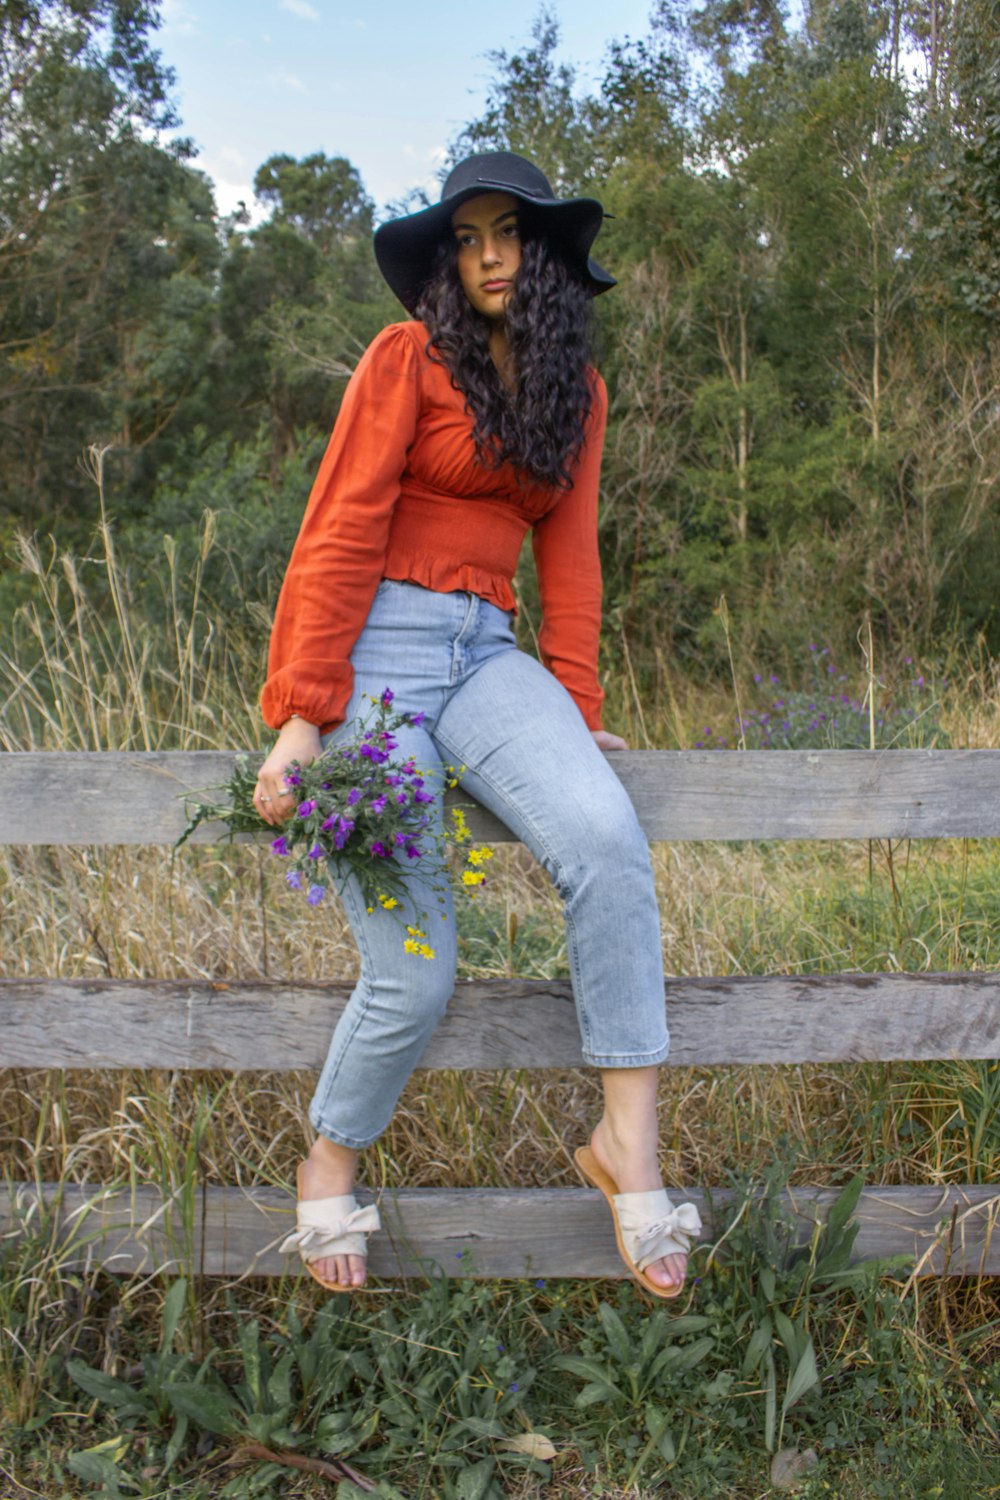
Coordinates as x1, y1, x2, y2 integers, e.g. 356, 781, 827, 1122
5, 749, 1000, 845
3, 973, 999, 1069
3, 1181, 996, 1278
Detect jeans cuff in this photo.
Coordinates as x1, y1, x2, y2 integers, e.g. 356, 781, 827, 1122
582, 1039, 671, 1068
308, 1109, 385, 1151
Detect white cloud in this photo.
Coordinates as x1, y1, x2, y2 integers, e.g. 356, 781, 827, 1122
273, 69, 308, 94
160, 0, 197, 35
220, 145, 247, 168
280, 0, 320, 18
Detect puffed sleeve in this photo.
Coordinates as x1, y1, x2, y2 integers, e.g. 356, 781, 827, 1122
260, 323, 421, 733
530, 373, 608, 731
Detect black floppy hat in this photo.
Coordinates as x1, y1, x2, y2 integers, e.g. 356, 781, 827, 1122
373, 151, 616, 314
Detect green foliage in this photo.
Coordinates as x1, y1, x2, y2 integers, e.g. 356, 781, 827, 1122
39, 1158, 995, 1498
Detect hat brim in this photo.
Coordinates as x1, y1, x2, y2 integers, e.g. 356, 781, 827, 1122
374, 188, 615, 314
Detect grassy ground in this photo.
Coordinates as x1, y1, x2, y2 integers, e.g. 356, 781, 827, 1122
1, 517, 999, 1497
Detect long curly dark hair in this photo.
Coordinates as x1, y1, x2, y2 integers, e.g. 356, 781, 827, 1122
415, 230, 594, 489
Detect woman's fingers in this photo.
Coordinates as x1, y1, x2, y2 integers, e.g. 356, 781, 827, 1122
254, 721, 323, 825
253, 781, 296, 826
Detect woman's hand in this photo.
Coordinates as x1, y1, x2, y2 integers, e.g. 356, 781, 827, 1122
591, 729, 629, 752
253, 717, 324, 826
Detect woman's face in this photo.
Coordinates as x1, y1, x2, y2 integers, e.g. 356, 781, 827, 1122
450, 191, 522, 321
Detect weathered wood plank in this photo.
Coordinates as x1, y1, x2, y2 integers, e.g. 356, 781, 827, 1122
3, 1182, 997, 1278
3, 973, 998, 1070
4, 750, 1000, 845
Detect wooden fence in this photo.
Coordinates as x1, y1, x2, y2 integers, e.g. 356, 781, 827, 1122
2, 749, 999, 1281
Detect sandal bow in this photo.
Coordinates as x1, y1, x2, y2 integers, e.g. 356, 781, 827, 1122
279, 1194, 381, 1264
615, 1191, 702, 1272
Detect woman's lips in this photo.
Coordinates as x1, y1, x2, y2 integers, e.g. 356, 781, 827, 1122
481, 280, 511, 291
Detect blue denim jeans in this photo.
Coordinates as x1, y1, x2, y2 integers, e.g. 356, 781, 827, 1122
310, 580, 669, 1148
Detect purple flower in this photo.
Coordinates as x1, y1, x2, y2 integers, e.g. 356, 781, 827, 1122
307, 884, 326, 906
401, 758, 416, 774
380, 687, 394, 706
408, 711, 426, 727
286, 870, 302, 890
370, 795, 387, 814
405, 845, 423, 860
414, 788, 435, 804
307, 844, 324, 860
271, 835, 289, 856
334, 816, 355, 850
284, 772, 301, 787
396, 793, 408, 806
360, 744, 388, 764
394, 831, 408, 846
347, 787, 362, 806
370, 841, 389, 857
297, 800, 316, 818
384, 774, 403, 786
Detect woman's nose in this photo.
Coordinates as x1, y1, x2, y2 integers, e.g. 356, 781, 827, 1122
481, 235, 503, 265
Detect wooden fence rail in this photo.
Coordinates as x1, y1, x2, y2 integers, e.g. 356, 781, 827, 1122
3, 749, 999, 1279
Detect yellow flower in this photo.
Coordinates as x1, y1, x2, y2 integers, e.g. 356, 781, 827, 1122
404, 938, 436, 959
450, 807, 470, 839
466, 845, 494, 867
378, 894, 399, 910
406, 925, 425, 937
461, 870, 486, 886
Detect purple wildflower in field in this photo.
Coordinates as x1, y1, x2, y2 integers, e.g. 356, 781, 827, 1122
334, 817, 355, 850
284, 772, 301, 787
297, 800, 316, 817
408, 710, 426, 726
396, 793, 408, 805
405, 844, 423, 859
414, 787, 435, 804
271, 835, 289, 856
370, 795, 387, 814
307, 844, 324, 860
380, 687, 394, 706
384, 773, 403, 786
286, 870, 302, 890
347, 787, 362, 806
307, 884, 326, 905
395, 831, 408, 846
370, 841, 389, 857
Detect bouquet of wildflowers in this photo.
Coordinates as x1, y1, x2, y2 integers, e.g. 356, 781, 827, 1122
178, 689, 493, 956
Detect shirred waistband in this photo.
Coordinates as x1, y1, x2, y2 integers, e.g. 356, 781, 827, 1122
382, 492, 528, 612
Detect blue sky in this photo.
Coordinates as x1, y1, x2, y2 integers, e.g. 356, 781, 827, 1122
157, 0, 660, 220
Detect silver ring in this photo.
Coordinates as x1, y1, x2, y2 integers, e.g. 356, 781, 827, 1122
260, 795, 272, 803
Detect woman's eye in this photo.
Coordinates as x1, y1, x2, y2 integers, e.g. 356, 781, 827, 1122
501, 224, 519, 238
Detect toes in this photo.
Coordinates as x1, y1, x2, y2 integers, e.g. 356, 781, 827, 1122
347, 1254, 366, 1287
646, 1253, 687, 1290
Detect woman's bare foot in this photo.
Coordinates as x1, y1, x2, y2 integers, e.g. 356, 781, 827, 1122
589, 1117, 688, 1293
298, 1136, 365, 1288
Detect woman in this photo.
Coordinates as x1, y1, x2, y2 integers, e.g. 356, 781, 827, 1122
254, 152, 701, 1300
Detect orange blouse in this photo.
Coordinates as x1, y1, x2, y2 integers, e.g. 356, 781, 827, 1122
261, 320, 607, 734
